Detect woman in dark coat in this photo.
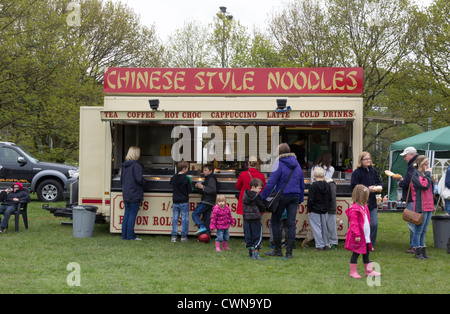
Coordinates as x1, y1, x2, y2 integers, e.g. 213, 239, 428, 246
350, 152, 383, 246
121, 146, 146, 240
261, 143, 305, 258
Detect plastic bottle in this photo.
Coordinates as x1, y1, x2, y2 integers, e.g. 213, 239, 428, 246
382, 195, 388, 210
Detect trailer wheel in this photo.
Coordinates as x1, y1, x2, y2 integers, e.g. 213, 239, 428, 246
37, 179, 63, 202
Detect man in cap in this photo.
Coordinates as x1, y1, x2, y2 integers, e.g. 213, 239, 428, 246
395, 146, 418, 253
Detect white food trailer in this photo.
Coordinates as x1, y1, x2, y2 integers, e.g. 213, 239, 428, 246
78, 67, 364, 238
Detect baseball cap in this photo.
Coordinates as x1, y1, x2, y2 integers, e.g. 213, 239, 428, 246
400, 146, 417, 156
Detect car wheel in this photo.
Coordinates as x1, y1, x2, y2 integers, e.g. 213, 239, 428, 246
37, 179, 63, 202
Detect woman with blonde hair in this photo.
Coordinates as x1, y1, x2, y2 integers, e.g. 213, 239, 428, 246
350, 152, 383, 246
121, 146, 146, 240
410, 155, 434, 259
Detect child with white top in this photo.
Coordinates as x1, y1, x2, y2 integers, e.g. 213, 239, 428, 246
345, 184, 382, 279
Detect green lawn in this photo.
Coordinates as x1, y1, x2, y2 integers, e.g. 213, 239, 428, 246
0, 199, 448, 294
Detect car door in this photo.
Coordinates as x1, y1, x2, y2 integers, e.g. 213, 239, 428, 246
0, 146, 34, 190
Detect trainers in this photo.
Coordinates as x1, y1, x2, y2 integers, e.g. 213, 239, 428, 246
171, 236, 177, 243
194, 227, 207, 235
0, 227, 5, 234
181, 236, 189, 242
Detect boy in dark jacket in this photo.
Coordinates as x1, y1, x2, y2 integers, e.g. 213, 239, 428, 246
0, 182, 30, 233
193, 164, 217, 235
307, 167, 332, 251
243, 178, 267, 260
170, 160, 193, 242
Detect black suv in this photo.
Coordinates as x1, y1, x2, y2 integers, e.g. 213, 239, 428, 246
0, 142, 78, 202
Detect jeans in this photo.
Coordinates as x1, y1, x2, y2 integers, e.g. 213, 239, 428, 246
215, 229, 230, 243
271, 195, 300, 242
369, 207, 378, 246
0, 204, 15, 229
122, 202, 140, 240
192, 202, 212, 233
171, 202, 189, 237
445, 199, 450, 215
406, 201, 415, 246
412, 211, 433, 248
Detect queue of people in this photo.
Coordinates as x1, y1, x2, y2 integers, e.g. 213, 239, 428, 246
118, 144, 441, 278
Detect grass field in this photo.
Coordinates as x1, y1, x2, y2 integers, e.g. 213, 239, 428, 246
0, 198, 448, 294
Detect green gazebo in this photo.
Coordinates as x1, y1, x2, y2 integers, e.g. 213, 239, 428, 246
388, 126, 450, 201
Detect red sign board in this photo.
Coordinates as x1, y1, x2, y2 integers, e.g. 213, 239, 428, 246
103, 67, 363, 96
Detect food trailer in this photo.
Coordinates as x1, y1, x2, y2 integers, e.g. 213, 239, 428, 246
78, 67, 364, 239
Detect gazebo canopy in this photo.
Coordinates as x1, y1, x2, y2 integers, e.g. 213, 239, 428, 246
390, 126, 450, 152
388, 126, 450, 201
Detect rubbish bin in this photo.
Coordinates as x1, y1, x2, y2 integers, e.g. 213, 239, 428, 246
72, 205, 97, 238
431, 215, 450, 249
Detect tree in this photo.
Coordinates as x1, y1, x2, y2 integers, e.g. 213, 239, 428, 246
268, 0, 432, 151
421, 0, 450, 97
74, 0, 165, 81
0, 0, 165, 163
209, 9, 251, 68
166, 20, 214, 67
245, 31, 284, 68
269, 0, 335, 67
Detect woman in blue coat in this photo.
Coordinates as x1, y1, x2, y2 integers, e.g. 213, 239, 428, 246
121, 146, 146, 240
350, 152, 383, 246
261, 143, 305, 258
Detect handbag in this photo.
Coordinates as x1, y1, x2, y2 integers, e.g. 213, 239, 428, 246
266, 169, 294, 213
235, 171, 253, 200
402, 209, 423, 225
402, 182, 423, 225
438, 171, 450, 199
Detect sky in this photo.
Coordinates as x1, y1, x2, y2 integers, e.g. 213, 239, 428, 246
117, 0, 287, 41
116, 0, 433, 42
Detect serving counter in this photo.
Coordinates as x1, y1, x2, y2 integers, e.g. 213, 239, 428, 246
109, 171, 352, 239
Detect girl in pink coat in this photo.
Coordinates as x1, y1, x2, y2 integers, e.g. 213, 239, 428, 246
345, 184, 382, 279
210, 195, 235, 252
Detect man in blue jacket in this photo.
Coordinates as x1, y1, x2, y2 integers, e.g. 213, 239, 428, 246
261, 143, 305, 258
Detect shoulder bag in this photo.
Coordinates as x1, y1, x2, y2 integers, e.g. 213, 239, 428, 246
402, 182, 423, 225
235, 170, 253, 200
438, 172, 450, 199
266, 168, 295, 213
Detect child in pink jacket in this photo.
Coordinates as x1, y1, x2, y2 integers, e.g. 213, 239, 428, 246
345, 184, 382, 279
210, 195, 235, 252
